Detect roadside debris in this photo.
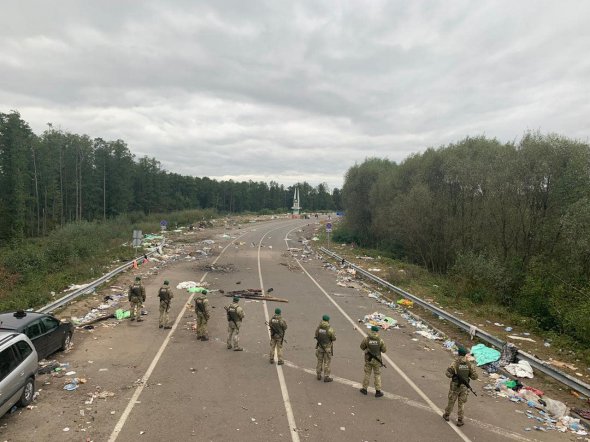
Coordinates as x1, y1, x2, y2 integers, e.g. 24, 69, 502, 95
226, 289, 288, 303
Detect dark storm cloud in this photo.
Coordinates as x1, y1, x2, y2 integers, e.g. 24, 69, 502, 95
1, 1, 589, 189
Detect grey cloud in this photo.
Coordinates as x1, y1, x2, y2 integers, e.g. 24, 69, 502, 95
1, 1, 589, 189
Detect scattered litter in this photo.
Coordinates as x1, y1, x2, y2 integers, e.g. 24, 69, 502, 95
507, 335, 536, 343
505, 360, 534, 379
397, 299, 413, 308
361, 312, 398, 330
63, 427, 70, 432
415, 330, 443, 340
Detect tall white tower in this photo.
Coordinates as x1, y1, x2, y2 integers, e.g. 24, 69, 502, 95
291, 187, 301, 216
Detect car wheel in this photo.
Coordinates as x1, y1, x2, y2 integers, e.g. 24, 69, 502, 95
17, 377, 35, 407
60, 332, 72, 351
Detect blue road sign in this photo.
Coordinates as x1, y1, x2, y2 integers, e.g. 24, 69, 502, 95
326, 222, 332, 233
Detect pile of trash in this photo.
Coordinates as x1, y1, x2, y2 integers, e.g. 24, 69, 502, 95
484, 373, 588, 435
360, 312, 398, 330
71, 291, 128, 326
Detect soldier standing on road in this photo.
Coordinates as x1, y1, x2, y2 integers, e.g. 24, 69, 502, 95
360, 325, 387, 397
315, 314, 336, 382
157, 280, 173, 329
194, 290, 210, 341
226, 296, 244, 351
268, 308, 287, 365
128, 276, 146, 322
443, 346, 478, 426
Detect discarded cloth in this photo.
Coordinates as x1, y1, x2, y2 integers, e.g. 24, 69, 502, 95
505, 360, 534, 378
470, 343, 501, 366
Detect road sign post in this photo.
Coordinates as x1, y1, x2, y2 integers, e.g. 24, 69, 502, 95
132, 230, 142, 253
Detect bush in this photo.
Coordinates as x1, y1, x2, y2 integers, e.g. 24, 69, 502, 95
450, 251, 512, 305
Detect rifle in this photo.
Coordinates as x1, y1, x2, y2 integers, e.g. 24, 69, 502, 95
265, 321, 287, 344
452, 374, 477, 396
225, 306, 239, 330
366, 351, 386, 368
314, 336, 333, 356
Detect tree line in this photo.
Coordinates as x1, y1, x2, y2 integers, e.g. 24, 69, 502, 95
0, 111, 342, 241
340, 133, 590, 344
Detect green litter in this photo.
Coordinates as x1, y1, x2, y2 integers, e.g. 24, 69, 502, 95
115, 309, 131, 320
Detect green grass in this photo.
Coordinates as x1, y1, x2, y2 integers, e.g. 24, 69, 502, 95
0, 209, 218, 312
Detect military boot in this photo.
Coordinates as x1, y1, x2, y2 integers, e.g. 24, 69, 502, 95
324, 376, 333, 382
201, 337, 209, 341
270, 359, 275, 364
277, 360, 284, 365
375, 390, 383, 398
316, 373, 322, 380
234, 347, 243, 351
442, 414, 449, 422
456, 419, 464, 427
360, 388, 368, 395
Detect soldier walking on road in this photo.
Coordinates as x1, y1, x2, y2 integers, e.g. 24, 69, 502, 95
157, 280, 173, 329
315, 315, 336, 382
226, 296, 245, 351
442, 346, 478, 426
360, 325, 387, 397
268, 308, 287, 365
194, 290, 210, 340
128, 276, 146, 322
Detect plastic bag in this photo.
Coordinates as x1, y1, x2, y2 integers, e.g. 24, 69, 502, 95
543, 398, 569, 419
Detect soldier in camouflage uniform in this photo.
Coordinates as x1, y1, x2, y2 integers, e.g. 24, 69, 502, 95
315, 315, 336, 382
268, 308, 287, 365
226, 296, 245, 351
194, 290, 210, 341
360, 325, 387, 397
443, 346, 478, 426
157, 280, 173, 329
128, 276, 146, 322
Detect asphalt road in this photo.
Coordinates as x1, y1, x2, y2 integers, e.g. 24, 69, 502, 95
0, 218, 571, 441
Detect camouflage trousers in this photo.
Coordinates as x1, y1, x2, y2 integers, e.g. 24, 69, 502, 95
130, 300, 142, 320
269, 337, 284, 362
444, 383, 468, 420
159, 302, 170, 327
362, 359, 382, 390
227, 322, 241, 349
196, 312, 209, 338
316, 348, 332, 377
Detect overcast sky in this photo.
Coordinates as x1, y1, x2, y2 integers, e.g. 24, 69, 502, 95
1, 1, 589, 189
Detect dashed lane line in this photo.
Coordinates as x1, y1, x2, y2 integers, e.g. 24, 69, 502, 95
259, 222, 306, 442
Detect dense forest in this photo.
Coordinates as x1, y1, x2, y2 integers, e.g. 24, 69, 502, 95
0, 111, 342, 242
340, 133, 590, 344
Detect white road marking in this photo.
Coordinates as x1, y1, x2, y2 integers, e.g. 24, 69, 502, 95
259, 223, 302, 442
108, 231, 250, 442
292, 245, 473, 442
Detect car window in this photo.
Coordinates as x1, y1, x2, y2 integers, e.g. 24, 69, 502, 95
41, 316, 58, 332
0, 347, 18, 382
25, 321, 43, 339
15, 340, 33, 360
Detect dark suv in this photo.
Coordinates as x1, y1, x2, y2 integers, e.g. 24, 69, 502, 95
0, 311, 73, 361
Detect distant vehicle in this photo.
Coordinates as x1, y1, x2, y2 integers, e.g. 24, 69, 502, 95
0, 331, 38, 417
0, 311, 73, 360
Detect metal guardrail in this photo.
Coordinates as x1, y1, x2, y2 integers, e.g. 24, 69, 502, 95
320, 247, 590, 398
38, 245, 163, 314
